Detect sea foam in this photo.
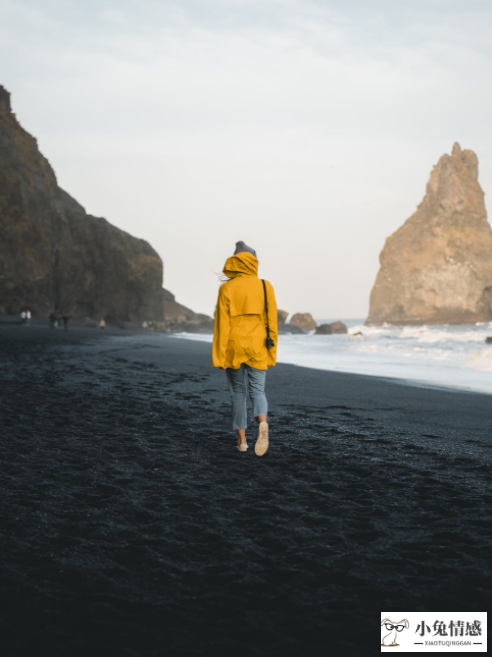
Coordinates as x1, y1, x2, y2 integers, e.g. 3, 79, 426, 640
169, 320, 492, 395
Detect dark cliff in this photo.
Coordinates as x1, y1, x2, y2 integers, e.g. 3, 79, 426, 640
0, 85, 197, 324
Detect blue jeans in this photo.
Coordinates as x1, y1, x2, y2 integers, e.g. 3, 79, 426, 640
226, 363, 268, 430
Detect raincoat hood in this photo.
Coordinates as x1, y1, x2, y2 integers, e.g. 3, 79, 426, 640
223, 251, 258, 278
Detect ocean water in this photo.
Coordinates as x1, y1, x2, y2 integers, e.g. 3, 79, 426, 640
168, 319, 492, 395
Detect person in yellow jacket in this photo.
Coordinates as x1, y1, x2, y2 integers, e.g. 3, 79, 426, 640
212, 241, 278, 456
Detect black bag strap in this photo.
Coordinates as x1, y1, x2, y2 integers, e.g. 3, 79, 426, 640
261, 279, 271, 341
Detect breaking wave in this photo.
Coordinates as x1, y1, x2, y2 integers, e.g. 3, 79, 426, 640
169, 320, 492, 395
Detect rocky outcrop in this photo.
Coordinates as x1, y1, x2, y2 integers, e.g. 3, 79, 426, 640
289, 313, 317, 331
279, 323, 306, 334
163, 289, 200, 323
163, 289, 214, 332
315, 321, 348, 335
367, 143, 492, 325
0, 85, 207, 325
278, 309, 289, 328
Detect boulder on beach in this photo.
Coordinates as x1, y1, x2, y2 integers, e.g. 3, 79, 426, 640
315, 321, 348, 335
485, 337, 492, 344
289, 313, 317, 331
367, 143, 492, 325
279, 323, 307, 334
278, 309, 289, 328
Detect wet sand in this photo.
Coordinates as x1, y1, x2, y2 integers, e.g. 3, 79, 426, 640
1, 323, 491, 656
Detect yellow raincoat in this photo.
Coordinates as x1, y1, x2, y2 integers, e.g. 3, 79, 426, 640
212, 251, 278, 370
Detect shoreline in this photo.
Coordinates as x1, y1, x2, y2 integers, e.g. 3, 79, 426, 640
5, 320, 492, 401
166, 330, 492, 397
5, 314, 492, 398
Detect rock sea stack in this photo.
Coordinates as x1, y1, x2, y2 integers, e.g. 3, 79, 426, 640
366, 143, 492, 325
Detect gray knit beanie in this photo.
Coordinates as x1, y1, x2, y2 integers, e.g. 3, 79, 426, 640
234, 240, 257, 258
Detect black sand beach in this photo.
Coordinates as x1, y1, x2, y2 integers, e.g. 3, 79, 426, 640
1, 322, 491, 656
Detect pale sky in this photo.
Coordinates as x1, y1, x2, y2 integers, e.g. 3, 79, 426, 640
1, 0, 491, 319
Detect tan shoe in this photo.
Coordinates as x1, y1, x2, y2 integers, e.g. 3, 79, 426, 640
255, 421, 269, 456
237, 443, 248, 452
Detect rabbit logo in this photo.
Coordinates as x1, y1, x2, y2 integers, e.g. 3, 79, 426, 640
381, 618, 409, 647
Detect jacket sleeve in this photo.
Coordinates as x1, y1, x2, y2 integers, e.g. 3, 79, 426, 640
212, 284, 231, 368
266, 280, 278, 367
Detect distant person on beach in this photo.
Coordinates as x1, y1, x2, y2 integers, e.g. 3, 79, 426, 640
20, 310, 26, 325
212, 241, 278, 456
62, 313, 69, 330
26, 309, 31, 326
99, 318, 106, 330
